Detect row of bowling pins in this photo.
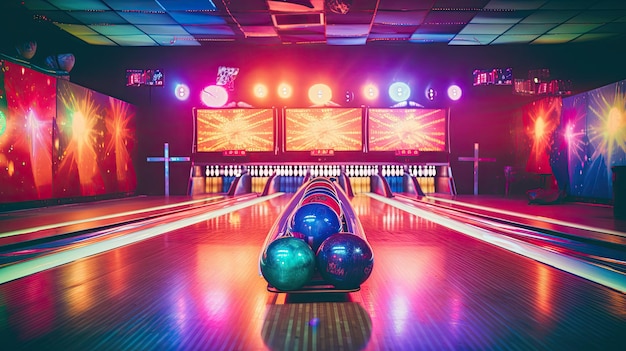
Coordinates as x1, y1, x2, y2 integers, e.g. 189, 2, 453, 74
409, 165, 437, 177
345, 165, 376, 177
380, 165, 405, 177
205, 165, 242, 177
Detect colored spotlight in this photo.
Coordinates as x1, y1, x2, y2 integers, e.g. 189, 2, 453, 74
174, 83, 190, 101
535, 116, 545, 138
388, 82, 411, 102
308, 83, 332, 105
253, 84, 268, 98
201, 85, 229, 107
447, 85, 462, 101
425, 88, 436, 101
278, 83, 293, 99
363, 83, 379, 100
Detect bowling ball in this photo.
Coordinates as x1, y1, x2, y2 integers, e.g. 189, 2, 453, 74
291, 203, 342, 252
316, 233, 374, 289
300, 193, 342, 217
260, 236, 316, 291
305, 182, 336, 194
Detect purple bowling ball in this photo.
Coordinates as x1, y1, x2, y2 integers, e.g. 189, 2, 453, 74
316, 233, 374, 289
291, 203, 342, 252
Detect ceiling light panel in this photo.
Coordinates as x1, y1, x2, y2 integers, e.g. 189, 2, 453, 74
107, 34, 159, 45
89, 23, 145, 35
69, 10, 127, 25
484, 0, 547, 10
116, 12, 176, 25
48, 0, 110, 10
102, 0, 165, 11
157, 0, 216, 11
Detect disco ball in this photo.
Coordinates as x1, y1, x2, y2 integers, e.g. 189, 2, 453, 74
325, 0, 352, 14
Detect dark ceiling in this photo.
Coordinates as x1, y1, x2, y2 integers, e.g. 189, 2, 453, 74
8, 0, 626, 46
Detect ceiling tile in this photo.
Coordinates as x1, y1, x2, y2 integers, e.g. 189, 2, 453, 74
449, 34, 498, 44
531, 33, 580, 43
228, 12, 273, 26
520, 10, 579, 23
458, 23, 514, 34
414, 23, 466, 34
484, 0, 548, 10
565, 10, 626, 24
135, 24, 190, 35
424, 10, 477, 25
22, 0, 59, 10
89, 24, 145, 35
539, 0, 594, 10
149, 35, 201, 45
505, 23, 555, 34
157, 0, 217, 11
326, 37, 368, 45
490, 34, 540, 43
326, 24, 371, 37
326, 11, 375, 25
69, 10, 128, 25
409, 33, 454, 43
76, 35, 118, 45
378, 0, 435, 11
373, 10, 428, 25
47, 0, 110, 10
117, 11, 177, 25
432, 0, 490, 9
548, 23, 603, 34
223, 0, 268, 11
240, 26, 278, 37
370, 23, 418, 35
573, 33, 622, 42
591, 1, 626, 10
183, 25, 235, 36
167, 11, 226, 25
102, 0, 164, 11
469, 10, 531, 23
35, 10, 81, 24
107, 34, 159, 45
54, 23, 100, 35
590, 22, 626, 33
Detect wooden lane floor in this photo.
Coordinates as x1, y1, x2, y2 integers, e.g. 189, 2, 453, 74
0, 194, 625, 350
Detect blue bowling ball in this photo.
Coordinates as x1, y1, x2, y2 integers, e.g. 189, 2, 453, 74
260, 236, 316, 291
291, 203, 342, 252
316, 233, 374, 289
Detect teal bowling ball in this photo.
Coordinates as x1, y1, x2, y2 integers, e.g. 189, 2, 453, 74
260, 236, 316, 291
316, 233, 374, 289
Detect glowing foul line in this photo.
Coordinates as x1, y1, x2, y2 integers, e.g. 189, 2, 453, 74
0, 196, 223, 238
367, 193, 626, 294
0, 193, 283, 285
423, 196, 626, 238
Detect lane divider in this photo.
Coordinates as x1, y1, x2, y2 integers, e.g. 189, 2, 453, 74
0, 193, 283, 285
0, 196, 223, 238
368, 193, 626, 294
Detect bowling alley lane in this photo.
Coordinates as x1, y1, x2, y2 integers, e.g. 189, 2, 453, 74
1, 194, 625, 350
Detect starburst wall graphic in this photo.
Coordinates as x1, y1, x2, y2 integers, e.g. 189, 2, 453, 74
285, 108, 362, 151
369, 108, 447, 152
0, 60, 136, 204
196, 109, 273, 152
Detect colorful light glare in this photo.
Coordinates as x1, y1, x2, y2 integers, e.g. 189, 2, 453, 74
254, 84, 268, 98
535, 116, 545, 139
308, 83, 332, 105
389, 82, 411, 102
447, 85, 462, 101
201, 85, 229, 108
278, 83, 293, 99
363, 83, 379, 100
174, 84, 190, 101
0, 110, 6, 136
607, 107, 623, 135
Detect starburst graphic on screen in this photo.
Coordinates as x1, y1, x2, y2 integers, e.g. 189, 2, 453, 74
286, 108, 362, 151
196, 109, 273, 152
369, 109, 446, 151
588, 81, 626, 168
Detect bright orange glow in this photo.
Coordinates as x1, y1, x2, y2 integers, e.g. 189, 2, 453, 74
285, 108, 362, 151
308, 83, 332, 105
369, 108, 447, 151
277, 83, 293, 99
534, 116, 545, 139
253, 84, 268, 98
607, 107, 623, 135
362, 83, 379, 100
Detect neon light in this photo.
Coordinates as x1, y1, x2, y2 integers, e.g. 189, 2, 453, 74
389, 82, 410, 102
0, 194, 282, 284
253, 84, 268, 98
447, 85, 462, 101
363, 83, 379, 100
308, 83, 332, 105
277, 83, 293, 99
175, 83, 190, 101
368, 193, 626, 293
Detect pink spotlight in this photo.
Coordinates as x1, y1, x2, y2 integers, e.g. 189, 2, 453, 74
201, 85, 229, 107
447, 85, 462, 101
175, 84, 190, 101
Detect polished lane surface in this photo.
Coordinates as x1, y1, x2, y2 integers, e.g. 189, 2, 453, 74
0, 194, 624, 350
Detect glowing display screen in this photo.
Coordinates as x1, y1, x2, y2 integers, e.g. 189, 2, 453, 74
285, 108, 362, 151
196, 109, 274, 152
54, 80, 137, 198
368, 108, 447, 152
0, 61, 56, 203
522, 97, 561, 174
